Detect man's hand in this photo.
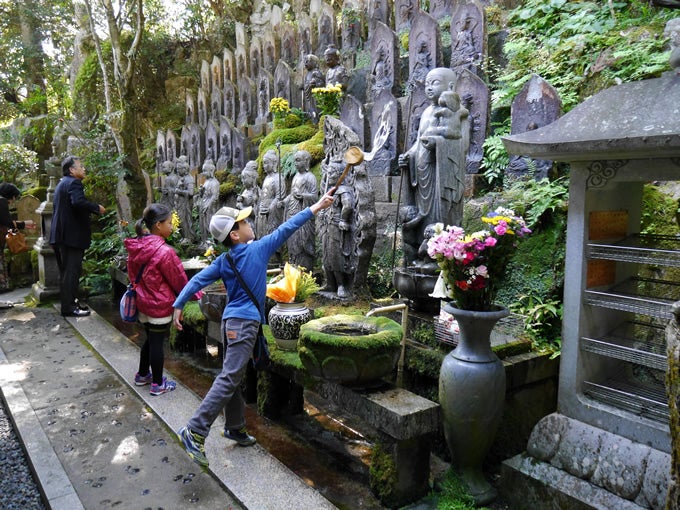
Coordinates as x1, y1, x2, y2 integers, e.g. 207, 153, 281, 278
98, 205, 106, 215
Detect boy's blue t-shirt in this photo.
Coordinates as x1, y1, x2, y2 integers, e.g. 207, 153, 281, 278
173, 208, 314, 322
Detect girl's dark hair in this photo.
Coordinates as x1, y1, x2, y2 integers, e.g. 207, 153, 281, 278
0, 183, 21, 200
135, 203, 171, 236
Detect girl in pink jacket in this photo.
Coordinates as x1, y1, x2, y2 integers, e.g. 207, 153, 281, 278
124, 203, 197, 395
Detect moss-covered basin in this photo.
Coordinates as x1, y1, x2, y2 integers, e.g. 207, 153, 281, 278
298, 314, 403, 387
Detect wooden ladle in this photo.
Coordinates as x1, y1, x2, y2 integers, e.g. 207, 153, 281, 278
330, 146, 365, 194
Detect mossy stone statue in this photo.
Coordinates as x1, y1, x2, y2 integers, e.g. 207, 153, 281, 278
298, 314, 402, 387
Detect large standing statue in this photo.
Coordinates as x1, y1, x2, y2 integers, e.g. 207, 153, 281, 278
255, 149, 284, 244
174, 155, 196, 243
398, 67, 469, 265
159, 160, 178, 210
324, 45, 348, 89
236, 161, 260, 213
320, 158, 356, 299
302, 54, 325, 122
199, 158, 220, 246
284, 150, 318, 271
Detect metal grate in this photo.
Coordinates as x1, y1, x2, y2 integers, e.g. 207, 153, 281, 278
434, 313, 525, 347
583, 377, 668, 422
588, 234, 680, 266
584, 276, 680, 319
581, 336, 667, 371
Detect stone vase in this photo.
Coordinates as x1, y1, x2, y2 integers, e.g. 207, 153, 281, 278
438, 303, 508, 506
268, 301, 313, 351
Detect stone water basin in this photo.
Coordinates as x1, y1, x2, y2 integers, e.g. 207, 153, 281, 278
298, 314, 402, 387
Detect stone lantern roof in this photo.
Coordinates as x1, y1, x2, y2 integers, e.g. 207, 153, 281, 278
502, 57, 680, 161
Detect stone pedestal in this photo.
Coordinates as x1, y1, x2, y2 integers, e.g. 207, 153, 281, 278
31, 176, 60, 303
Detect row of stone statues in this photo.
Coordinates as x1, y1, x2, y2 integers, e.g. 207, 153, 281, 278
157, 67, 467, 300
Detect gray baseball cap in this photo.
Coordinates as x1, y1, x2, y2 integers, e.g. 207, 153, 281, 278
209, 206, 253, 242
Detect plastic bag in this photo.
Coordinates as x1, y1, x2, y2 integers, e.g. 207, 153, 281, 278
266, 263, 300, 303
119, 285, 138, 322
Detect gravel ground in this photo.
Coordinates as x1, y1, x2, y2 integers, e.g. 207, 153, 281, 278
0, 396, 46, 510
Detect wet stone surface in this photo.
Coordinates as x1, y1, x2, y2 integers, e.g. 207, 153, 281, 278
0, 307, 241, 510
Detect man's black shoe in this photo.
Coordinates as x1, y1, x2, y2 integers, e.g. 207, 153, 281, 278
75, 299, 89, 311
62, 308, 91, 317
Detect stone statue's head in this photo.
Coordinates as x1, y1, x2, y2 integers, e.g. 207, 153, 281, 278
176, 156, 189, 175
242, 161, 258, 186
324, 45, 340, 67
263, 149, 279, 173
161, 160, 175, 175
202, 158, 216, 176
294, 150, 311, 172
424, 68, 456, 101
304, 54, 319, 71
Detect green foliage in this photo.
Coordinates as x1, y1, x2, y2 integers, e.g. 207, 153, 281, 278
369, 443, 398, 503
496, 0, 675, 112
0, 144, 38, 187
411, 322, 437, 348
511, 294, 563, 357
73, 52, 105, 120
218, 173, 241, 201
435, 469, 480, 510
481, 133, 510, 187
641, 184, 680, 236
507, 177, 569, 229
366, 249, 399, 299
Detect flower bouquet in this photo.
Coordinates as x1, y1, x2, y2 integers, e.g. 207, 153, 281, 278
266, 263, 321, 303
427, 208, 531, 311
269, 97, 290, 128
311, 83, 343, 117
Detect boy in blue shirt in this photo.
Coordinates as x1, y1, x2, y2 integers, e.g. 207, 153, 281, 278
174, 189, 335, 467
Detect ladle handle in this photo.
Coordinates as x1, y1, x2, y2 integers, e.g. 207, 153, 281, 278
330, 163, 352, 195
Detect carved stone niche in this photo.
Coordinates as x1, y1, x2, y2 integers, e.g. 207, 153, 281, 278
297, 14, 314, 60
166, 129, 178, 163
450, 0, 486, 75
262, 31, 278, 74
156, 130, 166, 176
316, 5, 336, 56
205, 120, 219, 164
275, 60, 298, 109
367, 90, 399, 176
197, 87, 208, 129
210, 88, 223, 122
186, 91, 196, 125
339, 94, 367, 149
223, 80, 237, 125
454, 67, 489, 174
223, 48, 235, 84
407, 9, 442, 93
281, 21, 299, 66
200, 59, 211, 93
210, 55, 222, 92
216, 117, 233, 172
189, 123, 205, 172
250, 36, 263, 81
237, 76, 255, 128
368, 21, 400, 104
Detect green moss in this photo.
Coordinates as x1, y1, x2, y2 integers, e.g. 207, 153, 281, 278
493, 339, 532, 359
369, 443, 398, 503
299, 315, 402, 350
181, 301, 205, 327
258, 124, 318, 157
297, 128, 326, 165
405, 344, 444, 380
25, 186, 46, 202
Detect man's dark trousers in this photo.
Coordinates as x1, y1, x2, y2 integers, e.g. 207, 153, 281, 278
56, 244, 84, 315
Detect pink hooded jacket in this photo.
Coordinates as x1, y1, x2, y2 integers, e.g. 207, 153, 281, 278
124, 235, 199, 318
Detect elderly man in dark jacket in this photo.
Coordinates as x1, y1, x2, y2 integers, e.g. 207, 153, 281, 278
49, 156, 105, 317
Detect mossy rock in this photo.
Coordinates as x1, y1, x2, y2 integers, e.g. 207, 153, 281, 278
298, 314, 402, 386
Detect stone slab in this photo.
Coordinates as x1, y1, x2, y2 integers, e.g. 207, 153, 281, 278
312, 381, 440, 441
501, 453, 645, 510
